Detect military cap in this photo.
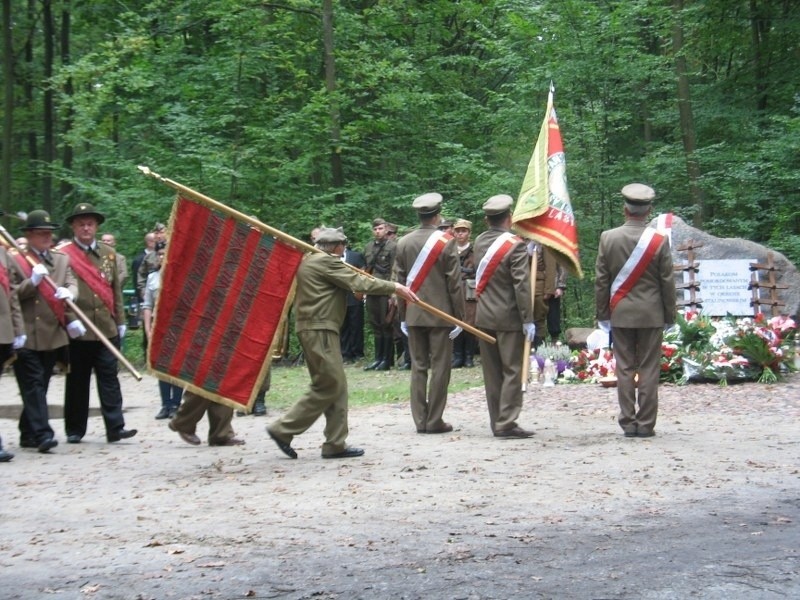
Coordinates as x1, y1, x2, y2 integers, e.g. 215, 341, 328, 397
438, 218, 453, 228
315, 227, 347, 244
385, 222, 398, 234
20, 210, 60, 231
372, 218, 386, 228
621, 183, 656, 205
453, 218, 472, 231
482, 194, 514, 216
412, 192, 443, 216
65, 202, 105, 225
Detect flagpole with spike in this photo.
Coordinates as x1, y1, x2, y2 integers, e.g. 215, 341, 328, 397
137, 166, 495, 344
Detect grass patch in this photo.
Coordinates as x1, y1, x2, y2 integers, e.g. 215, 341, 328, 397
267, 362, 486, 411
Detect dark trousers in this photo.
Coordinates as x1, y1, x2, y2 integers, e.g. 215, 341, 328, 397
14, 348, 58, 444
159, 381, 183, 409
547, 295, 562, 340
340, 302, 365, 359
64, 338, 126, 439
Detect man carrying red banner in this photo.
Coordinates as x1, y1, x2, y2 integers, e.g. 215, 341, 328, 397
59, 203, 137, 444
474, 194, 537, 439
595, 183, 676, 438
266, 227, 418, 460
9, 210, 78, 453
395, 193, 465, 434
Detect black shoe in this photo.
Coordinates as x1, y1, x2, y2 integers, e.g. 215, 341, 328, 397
451, 359, 464, 369
398, 361, 411, 370
253, 402, 267, 416
37, 438, 58, 453
464, 358, 474, 368
20, 438, 38, 449
364, 360, 381, 371
0, 448, 13, 462
637, 431, 656, 438
267, 428, 297, 459
373, 360, 390, 371
107, 428, 138, 443
322, 447, 365, 459
623, 431, 638, 438
66, 434, 82, 444
155, 407, 171, 420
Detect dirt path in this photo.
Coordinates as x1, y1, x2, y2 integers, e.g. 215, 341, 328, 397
1, 369, 799, 599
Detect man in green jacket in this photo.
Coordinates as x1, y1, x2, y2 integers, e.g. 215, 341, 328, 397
267, 227, 418, 460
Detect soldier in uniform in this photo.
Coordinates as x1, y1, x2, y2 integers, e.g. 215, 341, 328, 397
266, 227, 418, 460
9, 211, 79, 453
363, 218, 397, 371
0, 239, 25, 462
451, 218, 477, 368
395, 193, 464, 434
59, 203, 137, 444
100, 233, 128, 287
473, 195, 536, 438
595, 183, 676, 438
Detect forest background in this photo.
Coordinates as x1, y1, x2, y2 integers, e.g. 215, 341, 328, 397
2, 0, 799, 331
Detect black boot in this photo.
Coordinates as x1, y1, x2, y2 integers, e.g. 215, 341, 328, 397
374, 335, 391, 371
463, 333, 476, 368
364, 335, 383, 371
452, 333, 464, 368
253, 390, 267, 416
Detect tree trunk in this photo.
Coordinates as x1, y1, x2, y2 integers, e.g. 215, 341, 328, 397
42, 0, 54, 213
60, 0, 73, 202
750, 0, 769, 112
672, 0, 704, 227
1, 0, 13, 214
322, 0, 345, 203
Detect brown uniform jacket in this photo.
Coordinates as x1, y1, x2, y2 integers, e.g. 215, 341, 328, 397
0, 247, 24, 344
473, 228, 533, 331
594, 220, 676, 328
394, 225, 465, 327
8, 248, 78, 351
58, 239, 125, 339
294, 252, 396, 333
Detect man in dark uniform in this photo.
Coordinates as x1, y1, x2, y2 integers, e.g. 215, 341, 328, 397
9, 211, 78, 453
266, 227, 418, 460
395, 193, 465, 434
452, 218, 477, 368
0, 240, 25, 462
59, 203, 137, 444
363, 218, 397, 371
595, 183, 676, 438
340, 244, 366, 362
473, 194, 536, 438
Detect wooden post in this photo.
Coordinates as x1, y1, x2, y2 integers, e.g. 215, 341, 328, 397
749, 252, 788, 317
674, 239, 703, 310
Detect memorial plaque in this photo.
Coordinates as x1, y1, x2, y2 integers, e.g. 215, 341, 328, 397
686, 259, 755, 316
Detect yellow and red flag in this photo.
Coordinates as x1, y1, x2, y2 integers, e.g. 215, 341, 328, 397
149, 196, 303, 411
512, 84, 583, 278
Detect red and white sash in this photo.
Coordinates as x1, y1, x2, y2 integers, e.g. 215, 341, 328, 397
10, 250, 67, 325
406, 230, 452, 293
60, 242, 116, 317
609, 228, 666, 311
656, 212, 673, 247
475, 232, 520, 297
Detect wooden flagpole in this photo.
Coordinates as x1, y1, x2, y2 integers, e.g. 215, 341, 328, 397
137, 166, 495, 344
0, 223, 143, 381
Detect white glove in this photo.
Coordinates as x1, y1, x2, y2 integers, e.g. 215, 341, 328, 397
54, 287, 74, 301
67, 319, 87, 339
522, 322, 536, 342
117, 325, 127, 339
449, 325, 463, 340
31, 263, 48, 286
13, 334, 26, 349
598, 320, 611, 333
400, 321, 408, 337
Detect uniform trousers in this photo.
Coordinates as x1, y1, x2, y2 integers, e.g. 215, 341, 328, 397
14, 348, 58, 444
171, 390, 235, 444
407, 326, 452, 432
340, 301, 365, 359
478, 329, 525, 433
366, 295, 393, 336
612, 326, 662, 435
268, 329, 348, 455
64, 338, 126, 438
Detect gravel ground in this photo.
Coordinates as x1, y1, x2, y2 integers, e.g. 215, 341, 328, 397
1, 368, 798, 600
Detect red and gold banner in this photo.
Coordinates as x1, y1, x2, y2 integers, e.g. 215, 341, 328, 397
149, 196, 303, 411
512, 83, 583, 278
